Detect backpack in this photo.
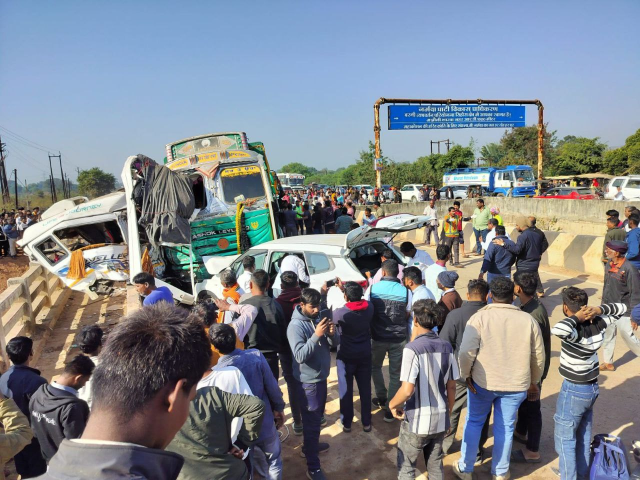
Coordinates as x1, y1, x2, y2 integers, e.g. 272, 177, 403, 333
590, 434, 630, 480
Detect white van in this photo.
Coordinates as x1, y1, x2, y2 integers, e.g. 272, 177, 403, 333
604, 176, 640, 200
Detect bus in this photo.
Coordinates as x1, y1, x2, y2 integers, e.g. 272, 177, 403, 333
122, 131, 283, 304
277, 172, 305, 189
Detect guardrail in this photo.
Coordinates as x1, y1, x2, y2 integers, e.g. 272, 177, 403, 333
0, 263, 63, 370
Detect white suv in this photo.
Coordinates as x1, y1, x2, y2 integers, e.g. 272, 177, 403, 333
200, 214, 431, 298
604, 176, 640, 200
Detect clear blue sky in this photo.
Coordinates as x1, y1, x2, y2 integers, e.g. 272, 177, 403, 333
1, 0, 639, 183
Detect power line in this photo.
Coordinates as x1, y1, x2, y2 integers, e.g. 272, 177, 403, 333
3, 141, 50, 175
0, 125, 59, 152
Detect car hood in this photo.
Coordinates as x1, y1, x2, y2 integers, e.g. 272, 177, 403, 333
345, 214, 432, 249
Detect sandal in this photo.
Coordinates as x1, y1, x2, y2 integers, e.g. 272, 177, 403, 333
511, 449, 541, 464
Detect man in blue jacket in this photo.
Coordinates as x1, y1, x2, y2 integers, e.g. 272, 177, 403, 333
625, 214, 640, 269
287, 288, 339, 480
493, 215, 547, 297
213, 324, 286, 480
479, 226, 516, 285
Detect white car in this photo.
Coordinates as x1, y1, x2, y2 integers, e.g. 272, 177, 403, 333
354, 184, 375, 194
604, 176, 640, 200
400, 184, 424, 203
202, 214, 431, 299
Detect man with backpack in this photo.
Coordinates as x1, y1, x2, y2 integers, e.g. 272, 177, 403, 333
550, 287, 628, 479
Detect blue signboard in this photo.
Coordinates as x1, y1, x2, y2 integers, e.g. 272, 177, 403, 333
388, 104, 526, 130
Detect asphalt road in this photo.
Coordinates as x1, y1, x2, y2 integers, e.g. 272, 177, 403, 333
277, 242, 639, 480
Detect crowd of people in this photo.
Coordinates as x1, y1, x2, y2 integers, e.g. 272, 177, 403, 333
0, 207, 40, 258
1, 197, 639, 480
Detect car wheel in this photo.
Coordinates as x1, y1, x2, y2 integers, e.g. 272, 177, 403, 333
411, 196, 417, 203
455, 196, 462, 200
496, 193, 505, 197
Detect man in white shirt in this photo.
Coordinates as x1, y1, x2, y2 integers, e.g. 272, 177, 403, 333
272, 254, 310, 297
424, 245, 450, 302
237, 256, 256, 292
480, 219, 499, 252
614, 186, 626, 201
403, 266, 434, 337
422, 199, 439, 246
400, 242, 434, 269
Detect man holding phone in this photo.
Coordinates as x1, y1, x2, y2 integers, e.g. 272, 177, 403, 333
287, 288, 339, 480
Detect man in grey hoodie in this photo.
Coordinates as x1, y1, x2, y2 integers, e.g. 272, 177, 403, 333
287, 288, 339, 480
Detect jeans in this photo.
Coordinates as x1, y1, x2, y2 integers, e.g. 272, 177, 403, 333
473, 228, 488, 254
296, 380, 328, 471
601, 316, 640, 364
444, 236, 460, 265
263, 352, 279, 382
279, 351, 302, 425
250, 434, 283, 480
458, 382, 527, 476
337, 357, 372, 428
371, 339, 406, 409
424, 224, 439, 245
397, 422, 444, 480
515, 385, 543, 452
443, 381, 490, 457
554, 380, 599, 480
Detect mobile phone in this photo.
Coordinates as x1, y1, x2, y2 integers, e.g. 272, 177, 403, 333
326, 279, 335, 288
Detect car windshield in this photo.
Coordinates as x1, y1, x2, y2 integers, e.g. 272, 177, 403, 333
514, 170, 535, 181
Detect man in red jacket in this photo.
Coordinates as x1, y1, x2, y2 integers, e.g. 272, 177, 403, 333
275, 271, 304, 435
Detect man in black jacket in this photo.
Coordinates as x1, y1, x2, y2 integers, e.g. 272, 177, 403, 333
29, 354, 94, 462
494, 215, 548, 297
241, 270, 288, 380
0, 336, 48, 477
439, 279, 490, 461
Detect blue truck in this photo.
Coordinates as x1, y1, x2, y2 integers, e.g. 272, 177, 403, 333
442, 165, 536, 197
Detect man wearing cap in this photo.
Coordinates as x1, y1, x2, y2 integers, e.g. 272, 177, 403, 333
602, 216, 627, 277
493, 215, 547, 297
437, 271, 463, 316
600, 240, 640, 370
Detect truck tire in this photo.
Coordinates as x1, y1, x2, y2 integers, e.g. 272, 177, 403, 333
411, 196, 417, 203
496, 193, 505, 197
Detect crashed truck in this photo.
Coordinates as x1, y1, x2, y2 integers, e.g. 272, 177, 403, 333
19, 132, 284, 304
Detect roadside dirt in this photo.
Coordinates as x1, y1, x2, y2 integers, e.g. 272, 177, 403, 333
0, 255, 29, 292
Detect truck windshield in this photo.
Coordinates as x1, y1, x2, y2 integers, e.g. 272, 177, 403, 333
514, 170, 534, 181
220, 166, 266, 203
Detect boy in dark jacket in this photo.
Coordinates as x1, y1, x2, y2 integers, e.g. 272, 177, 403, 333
333, 282, 373, 432
0, 336, 48, 477
287, 288, 339, 480
30, 354, 94, 462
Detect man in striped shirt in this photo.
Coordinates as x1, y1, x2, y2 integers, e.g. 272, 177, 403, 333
388, 300, 458, 480
551, 287, 627, 480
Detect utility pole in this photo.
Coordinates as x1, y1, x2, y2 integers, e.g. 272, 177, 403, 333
430, 139, 450, 155
50, 152, 66, 199
0, 135, 11, 204
13, 169, 18, 210
48, 153, 58, 203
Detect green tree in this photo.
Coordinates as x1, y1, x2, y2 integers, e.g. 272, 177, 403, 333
602, 129, 640, 175
499, 124, 557, 173
413, 145, 474, 187
552, 136, 606, 174
77, 168, 116, 198
279, 162, 317, 177
35, 190, 44, 199
480, 142, 505, 166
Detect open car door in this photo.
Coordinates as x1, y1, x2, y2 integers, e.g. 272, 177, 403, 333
344, 214, 433, 250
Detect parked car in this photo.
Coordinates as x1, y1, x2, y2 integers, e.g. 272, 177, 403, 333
201, 214, 431, 298
400, 184, 425, 202
354, 184, 375, 194
534, 187, 597, 200
604, 176, 640, 200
